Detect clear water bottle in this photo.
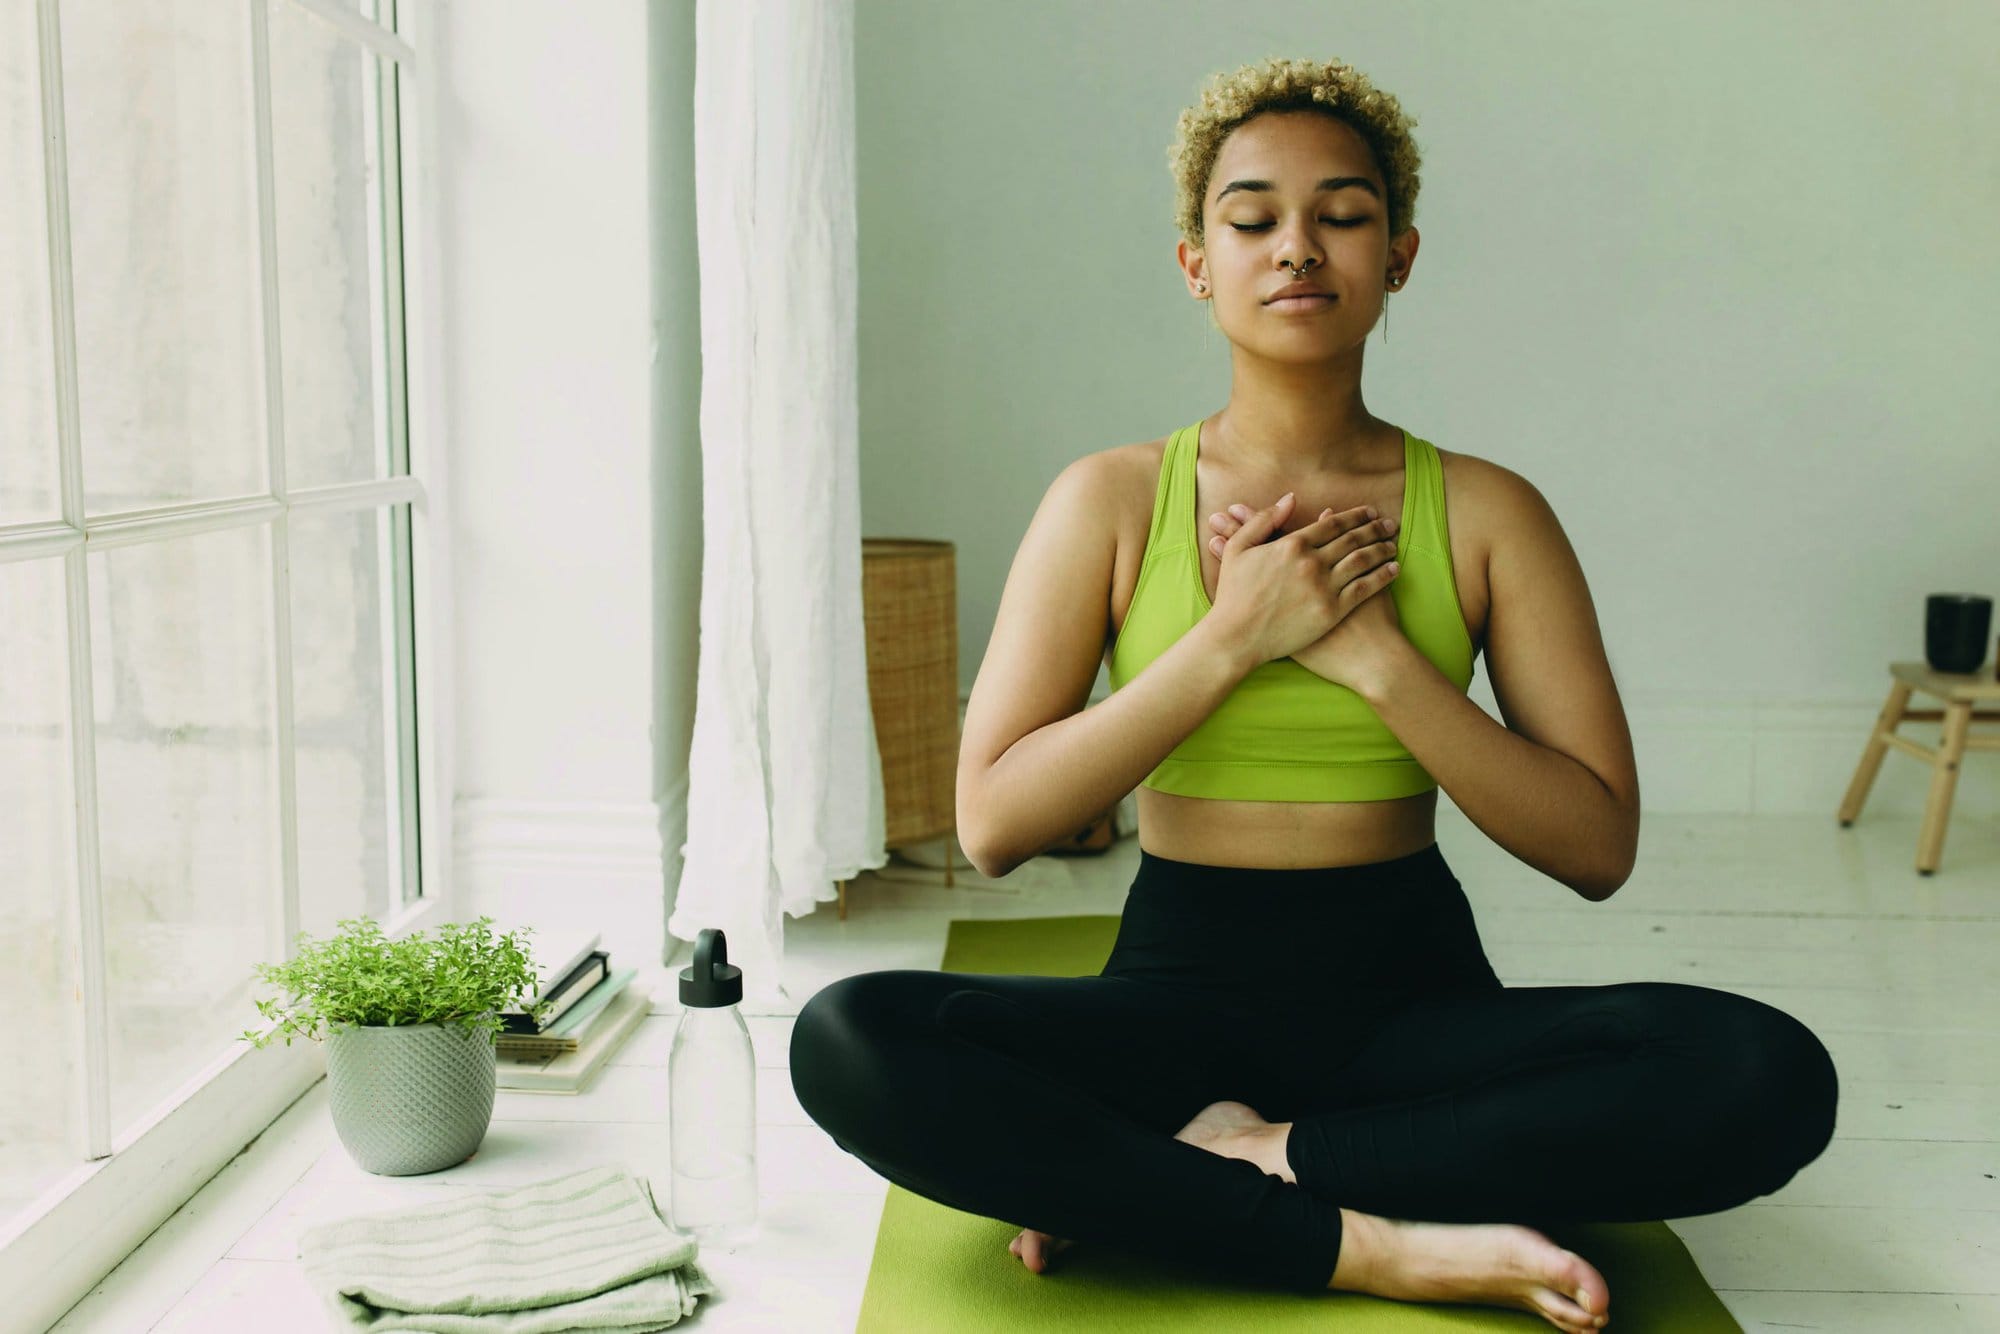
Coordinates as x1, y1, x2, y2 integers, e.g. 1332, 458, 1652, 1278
668, 928, 759, 1248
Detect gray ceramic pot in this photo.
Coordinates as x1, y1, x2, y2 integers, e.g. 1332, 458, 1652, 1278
325, 1016, 498, 1175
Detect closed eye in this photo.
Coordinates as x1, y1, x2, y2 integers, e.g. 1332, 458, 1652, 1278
1231, 219, 1366, 231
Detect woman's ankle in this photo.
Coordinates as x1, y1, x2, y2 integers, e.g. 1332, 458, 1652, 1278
1328, 1207, 1389, 1291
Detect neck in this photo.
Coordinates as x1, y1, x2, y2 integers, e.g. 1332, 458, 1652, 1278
1209, 362, 1389, 475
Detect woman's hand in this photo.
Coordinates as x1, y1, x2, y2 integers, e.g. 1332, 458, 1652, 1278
1204, 495, 1405, 677
1206, 500, 1407, 692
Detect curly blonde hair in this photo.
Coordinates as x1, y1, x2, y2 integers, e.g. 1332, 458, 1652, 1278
1168, 57, 1422, 252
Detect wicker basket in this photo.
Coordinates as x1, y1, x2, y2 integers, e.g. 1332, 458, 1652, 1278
853, 539, 958, 915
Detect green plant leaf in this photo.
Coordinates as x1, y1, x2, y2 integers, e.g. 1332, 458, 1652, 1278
238, 915, 545, 1045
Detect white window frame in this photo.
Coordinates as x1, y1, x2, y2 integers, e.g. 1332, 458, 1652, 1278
0, 1, 456, 1323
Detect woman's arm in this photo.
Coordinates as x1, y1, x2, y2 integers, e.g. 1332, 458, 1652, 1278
957, 454, 1258, 879
1350, 464, 1641, 901
967, 616, 1254, 878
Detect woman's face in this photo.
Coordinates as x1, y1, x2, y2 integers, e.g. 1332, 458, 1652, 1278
1187, 111, 1411, 359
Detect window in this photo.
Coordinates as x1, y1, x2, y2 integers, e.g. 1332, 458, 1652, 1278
0, 0, 445, 1299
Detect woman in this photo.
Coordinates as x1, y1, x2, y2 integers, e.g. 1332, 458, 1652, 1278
789, 56, 1837, 1333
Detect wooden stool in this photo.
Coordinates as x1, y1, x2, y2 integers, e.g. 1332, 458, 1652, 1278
1837, 659, 2000, 874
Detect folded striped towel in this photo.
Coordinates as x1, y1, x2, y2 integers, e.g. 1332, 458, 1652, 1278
298, 1165, 716, 1332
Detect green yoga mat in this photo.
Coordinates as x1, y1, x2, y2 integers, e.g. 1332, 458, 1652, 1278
853, 913, 1742, 1332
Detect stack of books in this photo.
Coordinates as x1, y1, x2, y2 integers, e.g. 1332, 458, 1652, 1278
495, 930, 650, 1094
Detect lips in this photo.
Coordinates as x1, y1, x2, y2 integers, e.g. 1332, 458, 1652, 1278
1267, 292, 1335, 309
1266, 281, 1333, 302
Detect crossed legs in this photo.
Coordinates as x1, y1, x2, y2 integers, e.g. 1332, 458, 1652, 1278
789, 966, 1838, 1321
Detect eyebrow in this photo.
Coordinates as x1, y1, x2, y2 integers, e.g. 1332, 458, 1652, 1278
1214, 176, 1381, 203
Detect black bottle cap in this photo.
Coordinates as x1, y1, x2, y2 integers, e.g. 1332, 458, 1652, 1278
679, 927, 743, 1008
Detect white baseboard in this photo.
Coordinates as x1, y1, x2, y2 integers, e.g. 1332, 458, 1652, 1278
1587, 695, 1995, 816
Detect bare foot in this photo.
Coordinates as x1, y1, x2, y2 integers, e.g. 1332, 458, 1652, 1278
1172, 1101, 1611, 1332
1341, 1210, 1612, 1334
1172, 1099, 1273, 1154
1173, 1099, 1293, 1179
1008, 1226, 1073, 1274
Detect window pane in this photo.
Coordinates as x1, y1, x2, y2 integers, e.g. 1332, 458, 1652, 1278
270, 0, 389, 491
1, 1, 60, 525
0, 559, 84, 1226
290, 506, 406, 936
90, 525, 278, 1136
62, 0, 267, 514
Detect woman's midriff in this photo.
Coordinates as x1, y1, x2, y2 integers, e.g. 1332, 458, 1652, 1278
1136, 784, 1441, 869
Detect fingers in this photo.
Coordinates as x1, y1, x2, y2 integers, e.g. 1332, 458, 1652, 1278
1211, 501, 1374, 536
1336, 549, 1400, 602
1208, 501, 1380, 557
1315, 511, 1398, 569
1222, 491, 1294, 552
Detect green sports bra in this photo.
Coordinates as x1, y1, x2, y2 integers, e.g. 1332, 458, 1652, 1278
1107, 418, 1477, 802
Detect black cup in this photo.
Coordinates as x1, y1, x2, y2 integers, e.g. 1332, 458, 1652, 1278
1925, 594, 1992, 674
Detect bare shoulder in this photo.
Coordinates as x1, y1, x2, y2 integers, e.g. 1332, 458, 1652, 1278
1437, 444, 1539, 497
1094, 434, 1169, 494
1430, 443, 1519, 567
1097, 432, 1169, 528
1056, 436, 1163, 557
1442, 449, 1560, 533
1039, 439, 1155, 558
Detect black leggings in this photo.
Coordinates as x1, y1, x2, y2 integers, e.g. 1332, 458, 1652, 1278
788, 843, 1840, 1295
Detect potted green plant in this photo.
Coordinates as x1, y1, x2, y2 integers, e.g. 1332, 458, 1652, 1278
241, 915, 544, 1176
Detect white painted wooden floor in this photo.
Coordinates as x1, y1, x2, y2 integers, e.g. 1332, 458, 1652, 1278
45, 809, 2000, 1332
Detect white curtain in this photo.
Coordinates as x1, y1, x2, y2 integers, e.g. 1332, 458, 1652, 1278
673, 0, 885, 1012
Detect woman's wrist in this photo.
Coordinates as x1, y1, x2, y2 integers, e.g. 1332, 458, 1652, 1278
1190, 612, 1263, 682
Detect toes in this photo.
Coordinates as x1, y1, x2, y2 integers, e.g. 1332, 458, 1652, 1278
1532, 1285, 1595, 1330
1008, 1229, 1072, 1274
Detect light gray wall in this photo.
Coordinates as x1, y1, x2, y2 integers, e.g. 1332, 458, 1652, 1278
852, 0, 2000, 814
